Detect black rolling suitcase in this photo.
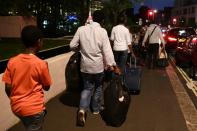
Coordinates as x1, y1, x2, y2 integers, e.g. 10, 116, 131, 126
124, 56, 142, 95
101, 74, 131, 127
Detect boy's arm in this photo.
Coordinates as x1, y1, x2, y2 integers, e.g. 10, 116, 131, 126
40, 62, 52, 91
5, 83, 12, 97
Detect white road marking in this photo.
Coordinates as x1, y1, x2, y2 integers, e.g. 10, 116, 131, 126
170, 56, 197, 97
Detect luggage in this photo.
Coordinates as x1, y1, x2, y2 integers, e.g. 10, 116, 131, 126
65, 52, 82, 92
101, 74, 131, 127
124, 56, 142, 95
157, 47, 169, 67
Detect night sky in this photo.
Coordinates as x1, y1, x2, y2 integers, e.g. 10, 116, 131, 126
134, 0, 175, 13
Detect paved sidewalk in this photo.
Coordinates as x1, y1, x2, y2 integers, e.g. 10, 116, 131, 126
9, 65, 190, 131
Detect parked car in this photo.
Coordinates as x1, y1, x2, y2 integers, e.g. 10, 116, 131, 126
175, 35, 197, 78
164, 27, 196, 54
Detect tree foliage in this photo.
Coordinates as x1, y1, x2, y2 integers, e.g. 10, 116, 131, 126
102, 0, 143, 33
0, 0, 143, 36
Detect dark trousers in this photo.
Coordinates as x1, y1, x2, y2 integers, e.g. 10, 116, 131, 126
147, 43, 159, 69
113, 50, 128, 74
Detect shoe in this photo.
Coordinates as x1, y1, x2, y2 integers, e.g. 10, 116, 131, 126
77, 110, 86, 127
93, 111, 100, 115
100, 106, 105, 111
92, 105, 105, 114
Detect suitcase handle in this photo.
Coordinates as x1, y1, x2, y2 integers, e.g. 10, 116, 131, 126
129, 55, 136, 68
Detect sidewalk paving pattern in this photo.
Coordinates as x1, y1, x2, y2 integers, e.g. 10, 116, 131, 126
9, 64, 190, 131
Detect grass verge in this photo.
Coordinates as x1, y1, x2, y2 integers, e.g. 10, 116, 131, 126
0, 38, 70, 60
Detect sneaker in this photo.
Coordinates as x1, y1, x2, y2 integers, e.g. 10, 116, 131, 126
100, 106, 105, 111
77, 110, 86, 127
92, 111, 100, 115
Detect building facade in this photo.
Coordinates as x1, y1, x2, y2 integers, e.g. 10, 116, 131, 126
172, 0, 197, 26
0, 16, 37, 38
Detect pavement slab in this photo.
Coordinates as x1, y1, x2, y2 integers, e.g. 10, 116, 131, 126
9, 64, 190, 131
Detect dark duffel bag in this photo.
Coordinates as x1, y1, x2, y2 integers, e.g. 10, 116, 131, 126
60, 52, 82, 107
65, 52, 82, 92
101, 74, 131, 127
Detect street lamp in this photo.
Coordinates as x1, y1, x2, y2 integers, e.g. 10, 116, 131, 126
153, 9, 157, 22
173, 18, 177, 25
148, 9, 157, 21
148, 10, 153, 16
148, 10, 153, 21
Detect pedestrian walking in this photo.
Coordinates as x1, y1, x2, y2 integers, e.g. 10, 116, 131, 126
69, 10, 121, 127
2, 25, 52, 131
138, 26, 147, 65
132, 32, 140, 56
110, 14, 134, 78
142, 21, 166, 69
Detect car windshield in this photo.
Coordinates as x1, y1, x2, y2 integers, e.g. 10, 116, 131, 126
185, 28, 196, 36
178, 29, 187, 36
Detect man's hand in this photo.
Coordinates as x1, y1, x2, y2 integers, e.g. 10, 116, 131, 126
110, 66, 121, 75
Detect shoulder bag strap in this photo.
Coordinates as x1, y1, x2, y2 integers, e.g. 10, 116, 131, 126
149, 26, 157, 38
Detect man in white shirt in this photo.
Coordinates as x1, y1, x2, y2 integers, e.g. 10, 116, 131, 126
110, 14, 133, 78
70, 10, 120, 127
142, 21, 166, 69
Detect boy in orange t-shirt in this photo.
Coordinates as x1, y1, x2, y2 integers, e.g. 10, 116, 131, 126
2, 25, 52, 131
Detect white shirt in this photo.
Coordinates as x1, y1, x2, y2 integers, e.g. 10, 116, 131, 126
110, 25, 131, 51
142, 24, 166, 45
69, 22, 116, 74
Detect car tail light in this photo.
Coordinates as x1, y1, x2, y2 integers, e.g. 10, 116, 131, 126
168, 36, 177, 42
162, 33, 166, 37
192, 37, 197, 43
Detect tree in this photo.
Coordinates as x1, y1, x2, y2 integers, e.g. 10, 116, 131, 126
0, 0, 143, 36
65, 0, 90, 24
102, 0, 143, 33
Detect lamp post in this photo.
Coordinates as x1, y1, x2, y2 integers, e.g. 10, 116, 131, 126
148, 10, 153, 21
148, 9, 157, 22
153, 9, 157, 22
86, 0, 92, 24
173, 18, 177, 25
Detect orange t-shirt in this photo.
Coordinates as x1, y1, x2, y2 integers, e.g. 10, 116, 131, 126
2, 54, 52, 116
